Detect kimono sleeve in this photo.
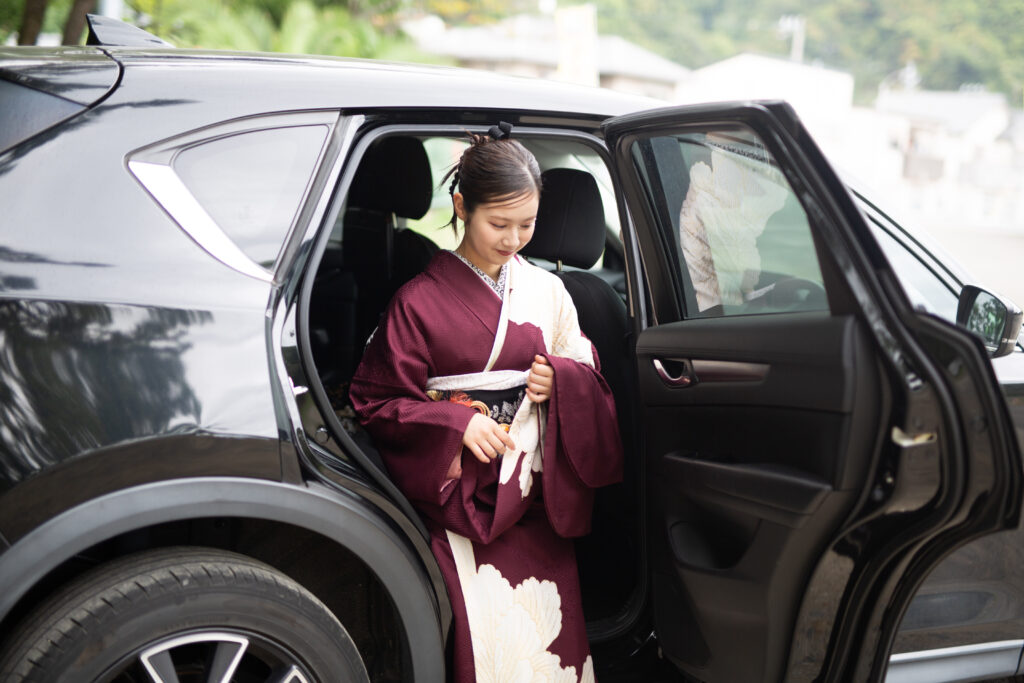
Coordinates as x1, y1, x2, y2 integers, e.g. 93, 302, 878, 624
541, 281, 625, 537
349, 295, 476, 506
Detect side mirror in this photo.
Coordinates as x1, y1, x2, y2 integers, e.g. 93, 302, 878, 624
956, 285, 1023, 359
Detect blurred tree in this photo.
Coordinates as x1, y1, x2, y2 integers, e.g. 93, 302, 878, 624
560, 0, 1023, 104
61, 0, 94, 43
15, 0, 45, 44
125, 0, 410, 57
0, 0, 19, 42
6, 0, 95, 44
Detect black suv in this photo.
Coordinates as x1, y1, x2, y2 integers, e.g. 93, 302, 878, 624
1, 15, 1022, 683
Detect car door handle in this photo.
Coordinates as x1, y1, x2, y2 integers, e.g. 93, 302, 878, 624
653, 358, 695, 387
652, 358, 770, 387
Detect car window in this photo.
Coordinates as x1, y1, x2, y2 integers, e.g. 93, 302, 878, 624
173, 125, 330, 268
869, 224, 960, 322
628, 125, 827, 318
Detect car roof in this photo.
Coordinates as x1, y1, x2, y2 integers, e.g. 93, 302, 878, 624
106, 47, 662, 119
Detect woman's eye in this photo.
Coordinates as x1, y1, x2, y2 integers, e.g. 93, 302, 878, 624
490, 223, 506, 229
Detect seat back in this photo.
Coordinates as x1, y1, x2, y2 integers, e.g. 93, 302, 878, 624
311, 136, 437, 385
344, 136, 435, 350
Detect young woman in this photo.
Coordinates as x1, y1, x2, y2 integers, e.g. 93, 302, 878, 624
349, 124, 623, 683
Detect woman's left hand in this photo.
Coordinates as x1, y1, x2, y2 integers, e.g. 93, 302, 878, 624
526, 355, 553, 403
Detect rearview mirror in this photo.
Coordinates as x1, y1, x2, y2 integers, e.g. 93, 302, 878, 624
956, 285, 1023, 359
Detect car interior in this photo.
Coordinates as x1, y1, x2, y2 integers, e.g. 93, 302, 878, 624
306, 128, 645, 641
304, 122, 902, 682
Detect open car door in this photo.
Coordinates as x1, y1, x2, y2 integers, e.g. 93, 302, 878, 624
603, 101, 1022, 683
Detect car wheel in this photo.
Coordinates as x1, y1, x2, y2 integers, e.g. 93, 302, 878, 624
0, 547, 369, 683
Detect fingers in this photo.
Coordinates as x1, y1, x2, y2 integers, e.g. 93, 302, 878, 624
527, 375, 551, 393
483, 422, 515, 455
445, 454, 463, 479
527, 357, 553, 404
467, 442, 491, 464
485, 429, 507, 454
463, 414, 517, 463
526, 388, 549, 404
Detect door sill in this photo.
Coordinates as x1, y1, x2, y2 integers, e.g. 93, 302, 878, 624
886, 640, 1024, 683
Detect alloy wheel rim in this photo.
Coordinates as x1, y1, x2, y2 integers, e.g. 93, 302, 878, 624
97, 629, 314, 683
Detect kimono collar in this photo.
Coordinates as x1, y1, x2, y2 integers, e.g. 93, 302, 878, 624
449, 250, 508, 299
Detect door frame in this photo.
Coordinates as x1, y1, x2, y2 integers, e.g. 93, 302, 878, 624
603, 100, 1023, 682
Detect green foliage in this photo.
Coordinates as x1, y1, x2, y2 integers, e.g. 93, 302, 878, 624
125, 0, 407, 57
0, 0, 21, 42
560, 0, 1024, 103
41, 0, 71, 33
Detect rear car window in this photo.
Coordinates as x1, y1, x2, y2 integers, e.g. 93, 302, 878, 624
173, 125, 330, 268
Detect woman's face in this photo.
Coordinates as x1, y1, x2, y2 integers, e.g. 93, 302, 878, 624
454, 191, 539, 279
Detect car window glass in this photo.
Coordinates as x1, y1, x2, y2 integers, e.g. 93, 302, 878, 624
628, 125, 828, 318
174, 125, 329, 268
870, 223, 959, 322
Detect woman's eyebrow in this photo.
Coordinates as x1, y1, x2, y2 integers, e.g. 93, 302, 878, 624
489, 213, 538, 222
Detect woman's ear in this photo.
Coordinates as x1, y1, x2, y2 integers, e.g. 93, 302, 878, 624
453, 192, 467, 222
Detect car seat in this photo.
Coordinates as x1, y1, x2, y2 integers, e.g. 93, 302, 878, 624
342, 136, 438, 353
310, 136, 439, 388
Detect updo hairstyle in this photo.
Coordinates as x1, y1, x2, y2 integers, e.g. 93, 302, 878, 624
442, 123, 542, 234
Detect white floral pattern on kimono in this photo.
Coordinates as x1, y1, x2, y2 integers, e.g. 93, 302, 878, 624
448, 531, 596, 683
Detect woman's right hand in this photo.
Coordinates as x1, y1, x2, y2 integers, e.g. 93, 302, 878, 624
462, 413, 516, 464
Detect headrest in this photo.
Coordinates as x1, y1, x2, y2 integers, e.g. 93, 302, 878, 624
347, 136, 433, 219
523, 168, 606, 269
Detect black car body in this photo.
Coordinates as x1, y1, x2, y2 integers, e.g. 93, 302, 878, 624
0, 16, 1021, 683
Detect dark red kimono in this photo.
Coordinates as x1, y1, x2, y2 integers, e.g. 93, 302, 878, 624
350, 250, 623, 682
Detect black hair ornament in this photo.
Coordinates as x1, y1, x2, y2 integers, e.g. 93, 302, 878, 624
488, 121, 513, 141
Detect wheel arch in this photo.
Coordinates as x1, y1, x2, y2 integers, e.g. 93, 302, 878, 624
0, 476, 446, 680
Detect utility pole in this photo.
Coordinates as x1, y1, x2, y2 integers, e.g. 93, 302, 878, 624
778, 14, 805, 63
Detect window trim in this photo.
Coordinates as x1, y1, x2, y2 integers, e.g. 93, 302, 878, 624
127, 110, 339, 283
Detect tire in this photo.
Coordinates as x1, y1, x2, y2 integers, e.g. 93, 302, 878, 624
0, 547, 370, 683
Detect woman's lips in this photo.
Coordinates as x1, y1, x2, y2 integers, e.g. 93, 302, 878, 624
497, 249, 515, 257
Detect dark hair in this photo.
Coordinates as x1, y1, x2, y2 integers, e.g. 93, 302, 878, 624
441, 130, 542, 234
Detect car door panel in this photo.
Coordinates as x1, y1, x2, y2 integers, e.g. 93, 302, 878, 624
637, 310, 882, 680
604, 101, 1022, 683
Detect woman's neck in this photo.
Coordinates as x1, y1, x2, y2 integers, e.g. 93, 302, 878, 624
455, 244, 501, 281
